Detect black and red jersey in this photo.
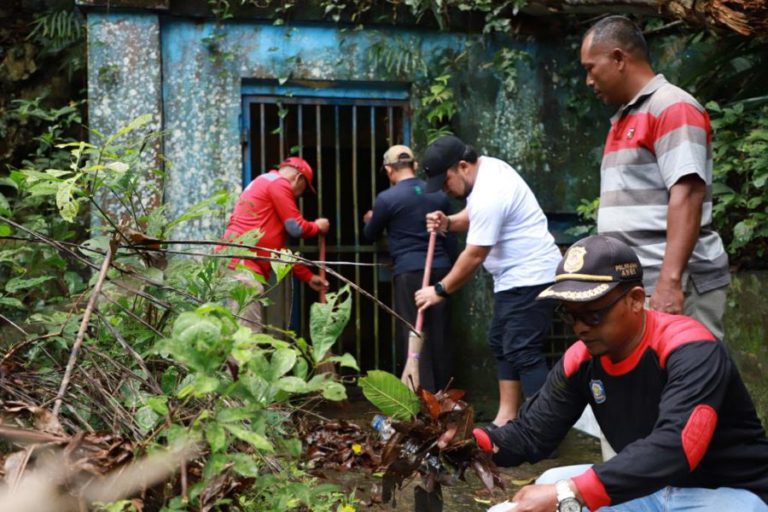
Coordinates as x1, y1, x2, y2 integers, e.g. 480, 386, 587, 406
487, 310, 768, 510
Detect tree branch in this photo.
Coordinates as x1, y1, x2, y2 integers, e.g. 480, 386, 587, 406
53, 237, 117, 417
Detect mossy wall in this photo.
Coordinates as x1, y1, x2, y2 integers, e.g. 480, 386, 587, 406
724, 271, 768, 429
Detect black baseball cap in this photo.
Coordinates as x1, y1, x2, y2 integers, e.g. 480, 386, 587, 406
422, 135, 468, 193
537, 235, 643, 302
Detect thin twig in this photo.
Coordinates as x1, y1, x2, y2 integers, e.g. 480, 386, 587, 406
149, 240, 417, 333
0, 312, 29, 336
94, 310, 163, 394
97, 293, 165, 337
181, 458, 189, 504
10, 446, 34, 494
1, 290, 88, 368
644, 20, 685, 37
53, 238, 117, 417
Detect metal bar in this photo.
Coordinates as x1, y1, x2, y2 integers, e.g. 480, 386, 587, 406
298, 104, 305, 251
352, 106, 361, 365
316, 105, 323, 217
298, 104, 305, 334
311, 245, 381, 254
259, 103, 266, 173
388, 106, 396, 372
371, 106, 379, 369
246, 95, 409, 108
403, 106, 412, 145
334, 106, 341, 249
279, 103, 285, 161
334, 106, 342, 354
241, 101, 251, 186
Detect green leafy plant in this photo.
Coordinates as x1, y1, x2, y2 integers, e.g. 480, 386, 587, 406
421, 74, 458, 143
358, 370, 420, 421
708, 100, 768, 266
27, 10, 84, 48
566, 197, 600, 238
0, 114, 360, 510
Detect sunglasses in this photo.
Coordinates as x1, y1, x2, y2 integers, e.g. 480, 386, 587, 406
557, 285, 635, 327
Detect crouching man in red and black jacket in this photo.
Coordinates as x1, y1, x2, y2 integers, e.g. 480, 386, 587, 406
445, 235, 768, 512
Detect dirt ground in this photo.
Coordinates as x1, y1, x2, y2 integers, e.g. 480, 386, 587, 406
318, 396, 603, 511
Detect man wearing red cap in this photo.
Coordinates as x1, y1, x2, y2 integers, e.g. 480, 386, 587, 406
220, 157, 330, 331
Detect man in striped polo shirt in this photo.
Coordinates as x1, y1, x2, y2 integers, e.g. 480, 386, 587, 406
580, 16, 730, 340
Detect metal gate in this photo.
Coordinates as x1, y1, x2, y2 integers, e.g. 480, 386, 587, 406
241, 80, 411, 373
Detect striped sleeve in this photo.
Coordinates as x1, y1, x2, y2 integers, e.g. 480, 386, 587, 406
652, 101, 711, 189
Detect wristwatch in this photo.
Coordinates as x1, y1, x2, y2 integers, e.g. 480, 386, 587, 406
434, 281, 449, 298
555, 480, 581, 512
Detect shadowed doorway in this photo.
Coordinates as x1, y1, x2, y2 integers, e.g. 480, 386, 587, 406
242, 80, 412, 373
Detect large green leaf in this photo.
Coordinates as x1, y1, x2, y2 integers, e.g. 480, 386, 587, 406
55, 176, 80, 222
206, 422, 227, 453
324, 353, 359, 371
309, 285, 352, 364
358, 370, 419, 421
0, 192, 10, 216
224, 425, 274, 453
269, 348, 297, 380
275, 376, 307, 393
5, 275, 55, 293
0, 296, 24, 309
108, 113, 153, 143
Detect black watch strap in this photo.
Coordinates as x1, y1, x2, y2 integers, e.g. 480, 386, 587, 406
434, 281, 449, 298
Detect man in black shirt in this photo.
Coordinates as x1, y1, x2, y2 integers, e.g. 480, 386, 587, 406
362, 145, 455, 392
441, 235, 768, 512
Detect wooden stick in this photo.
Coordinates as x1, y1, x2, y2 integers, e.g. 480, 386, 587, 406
414, 232, 437, 333
53, 238, 117, 417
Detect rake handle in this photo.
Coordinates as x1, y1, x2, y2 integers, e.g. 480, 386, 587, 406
414, 231, 438, 333
319, 234, 327, 304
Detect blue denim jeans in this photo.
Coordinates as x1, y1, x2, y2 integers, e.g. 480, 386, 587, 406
536, 464, 768, 511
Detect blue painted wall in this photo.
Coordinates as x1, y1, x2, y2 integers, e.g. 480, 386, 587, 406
88, 15, 585, 240
88, 13, 164, 214
86, 13, 600, 397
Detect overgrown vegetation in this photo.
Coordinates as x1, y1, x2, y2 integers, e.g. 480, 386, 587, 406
0, 113, 365, 510
1, 1, 767, 509
708, 101, 768, 266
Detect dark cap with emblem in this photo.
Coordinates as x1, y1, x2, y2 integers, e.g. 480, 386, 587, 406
422, 135, 468, 193
537, 235, 643, 302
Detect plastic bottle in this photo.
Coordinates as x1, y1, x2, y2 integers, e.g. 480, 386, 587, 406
371, 414, 395, 441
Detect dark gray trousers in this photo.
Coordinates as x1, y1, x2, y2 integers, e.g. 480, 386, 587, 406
393, 267, 452, 392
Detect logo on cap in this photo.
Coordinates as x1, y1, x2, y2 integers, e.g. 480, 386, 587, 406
563, 247, 587, 273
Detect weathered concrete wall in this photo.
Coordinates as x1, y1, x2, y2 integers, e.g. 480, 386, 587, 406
84, 16, 585, 241
86, 12, 602, 378
87, 13, 164, 215
159, 20, 479, 241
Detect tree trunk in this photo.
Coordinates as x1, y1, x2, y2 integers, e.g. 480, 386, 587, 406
521, 0, 768, 36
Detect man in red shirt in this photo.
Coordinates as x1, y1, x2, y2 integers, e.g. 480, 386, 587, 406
221, 157, 330, 331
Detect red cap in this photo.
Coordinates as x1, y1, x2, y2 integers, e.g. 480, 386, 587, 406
280, 156, 316, 194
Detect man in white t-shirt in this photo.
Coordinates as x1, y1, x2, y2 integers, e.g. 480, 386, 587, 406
415, 135, 561, 427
